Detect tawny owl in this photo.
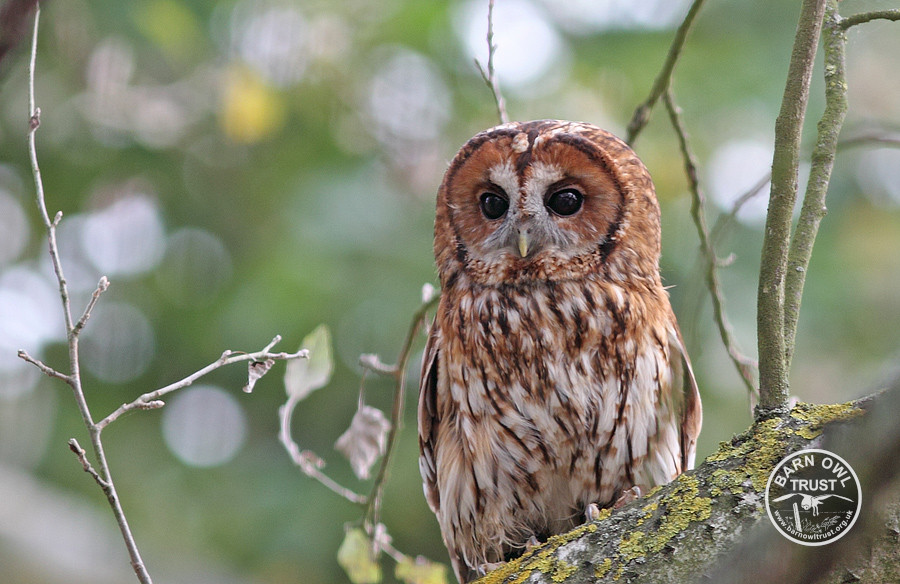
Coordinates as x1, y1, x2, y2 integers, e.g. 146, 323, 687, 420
418, 120, 702, 583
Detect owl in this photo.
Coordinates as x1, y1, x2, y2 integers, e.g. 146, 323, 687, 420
418, 120, 702, 583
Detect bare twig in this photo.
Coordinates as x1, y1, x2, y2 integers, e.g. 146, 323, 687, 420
359, 353, 398, 375
96, 337, 308, 430
17, 349, 70, 381
625, 0, 706, 145
68, 438, 109, 488
73, 276, 109, 336
756, 0, 826, 416
839, 9, 900, 30
664, 89, 758, 397
710, 127, 900, 245
783, 0, 850, 373
24, 7, 154, 582
23, 9, 311, 582
474, 0, 509, 124
362, 292, 440, 529
837, 130, 900, 149
278, 394, 368, 505
709, 173, 772, 245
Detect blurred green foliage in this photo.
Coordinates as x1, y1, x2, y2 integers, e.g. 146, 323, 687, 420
0, 1, 898, 583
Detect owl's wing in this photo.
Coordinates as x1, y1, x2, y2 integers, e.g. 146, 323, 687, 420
670, 327, 702, 471
418, 319, 441, 514
818, 494, 854, 502
772, 493, 802, 503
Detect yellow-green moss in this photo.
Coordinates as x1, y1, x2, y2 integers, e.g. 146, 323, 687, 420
709, 467, 745, 497
478, 402, 865, 583
615, 473, 711, 562
705, 416, 784, 492
790, 402, 863, 432
594, 557, 612, 579
477, 523, 598, 584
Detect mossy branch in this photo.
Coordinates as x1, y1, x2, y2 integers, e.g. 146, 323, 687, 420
756, 0, 826, 415
475, 385, 900, 584
783, 0, 849, 372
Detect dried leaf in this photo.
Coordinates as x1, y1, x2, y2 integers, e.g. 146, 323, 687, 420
335, 405, 391, 480
395, 556, 448, 584
284, 324, 333, 400
337, 528, 382, 584
244, 358, 274, 393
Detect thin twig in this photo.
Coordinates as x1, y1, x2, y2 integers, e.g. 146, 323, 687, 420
69, 438, 110, 488
278, 395, 368, 505
784, 0, 850, 373
837, 131, 900, 149
96, 337, 308, 430
663, 89, 758, 397
474, 0, 509, 124
17, 349, 71, 382
625, 0, 707, 145
73, 276, 109, 336
710, 128, 900, 245
710, 173, 772, 245
362, 293, 440, 529
756, 0, 826, 416
25, 7, 154, 583
839, 9, 900, 30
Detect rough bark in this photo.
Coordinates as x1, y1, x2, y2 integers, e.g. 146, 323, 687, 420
475, 381, 900, 584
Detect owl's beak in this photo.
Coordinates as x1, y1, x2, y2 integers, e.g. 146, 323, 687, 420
517, 231, 530, 258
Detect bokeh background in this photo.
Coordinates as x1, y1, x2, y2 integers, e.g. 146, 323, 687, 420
1, 0, 899, 582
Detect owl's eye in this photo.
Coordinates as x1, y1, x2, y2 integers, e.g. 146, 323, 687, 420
480, 192, 509, 220
546, 189, 583, 217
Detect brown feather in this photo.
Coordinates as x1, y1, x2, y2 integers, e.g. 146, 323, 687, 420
419, 120, 702, 582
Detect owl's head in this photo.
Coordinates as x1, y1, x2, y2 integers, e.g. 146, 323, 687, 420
434, 120, 663, 288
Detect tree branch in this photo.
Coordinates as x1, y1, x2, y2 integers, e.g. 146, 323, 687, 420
663, 89, 757, 397
625, 0, 706, 145
756, 0, 826, 416
96, 337, 307, 430
839, 9, 900, 30
26, 8, 152, 580
474, 0, 508, 124
361, 292, 439, 529
477, 388, 898, 584
278, 393, 368, 505
783, 0, 849, 373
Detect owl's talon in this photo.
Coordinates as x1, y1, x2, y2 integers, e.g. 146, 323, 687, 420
585, 502, 602, 522
477, 562, 504, 576
613, 486, 643, 509
526, 535, 540, 550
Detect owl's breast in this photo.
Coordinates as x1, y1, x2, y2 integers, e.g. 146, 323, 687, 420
432, 278, 679, 548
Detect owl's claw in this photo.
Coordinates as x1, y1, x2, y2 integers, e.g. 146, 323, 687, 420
526, 535, 540, 550
477, 562, 504, 577
613, 485, 643, 509
585, 502, 602, 522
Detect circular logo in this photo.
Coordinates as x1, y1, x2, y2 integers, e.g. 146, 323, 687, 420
765, 448, 861, 545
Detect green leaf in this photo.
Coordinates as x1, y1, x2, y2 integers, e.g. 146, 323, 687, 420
395, 556, 448, 584
337, 528, 382, 584
284, 324, 333, 400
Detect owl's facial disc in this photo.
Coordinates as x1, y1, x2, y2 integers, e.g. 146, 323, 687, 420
440, 128, 630, 284
477, 158, 599, 262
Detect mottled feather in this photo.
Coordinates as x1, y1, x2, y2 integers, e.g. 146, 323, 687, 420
419, 120, 702, 582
